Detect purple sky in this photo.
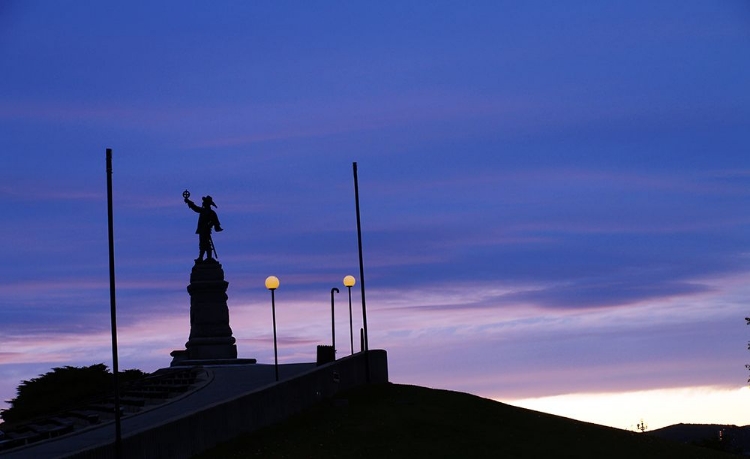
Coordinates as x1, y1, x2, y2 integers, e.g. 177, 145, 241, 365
1, 1, 750, 429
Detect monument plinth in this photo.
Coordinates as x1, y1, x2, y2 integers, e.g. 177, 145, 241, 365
170, 259, 255, 366
186, 259, 236, 356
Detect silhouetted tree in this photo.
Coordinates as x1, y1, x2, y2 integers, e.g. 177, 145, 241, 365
0, 364, 146, 424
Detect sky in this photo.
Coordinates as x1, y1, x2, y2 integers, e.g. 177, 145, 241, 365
1, 1, 749, 431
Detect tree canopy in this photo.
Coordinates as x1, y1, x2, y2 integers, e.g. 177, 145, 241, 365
1, 363, 146, 424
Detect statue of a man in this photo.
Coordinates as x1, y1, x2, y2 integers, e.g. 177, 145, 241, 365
184, 193, 223, 263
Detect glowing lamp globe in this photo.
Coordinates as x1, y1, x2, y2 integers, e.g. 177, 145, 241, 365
265, 276, 280, 290
343, 275, 356, 288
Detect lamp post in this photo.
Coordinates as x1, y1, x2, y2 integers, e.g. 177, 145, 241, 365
343, 275, 356, 354
265, 276, 280, 381
330, 287, 339, 357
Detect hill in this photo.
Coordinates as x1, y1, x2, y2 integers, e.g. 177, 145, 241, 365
193, 383, 734, 459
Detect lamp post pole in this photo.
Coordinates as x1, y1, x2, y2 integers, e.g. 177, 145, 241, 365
330, 287, 339, 357
343, 275, 356, 355
265, 276, 280, 381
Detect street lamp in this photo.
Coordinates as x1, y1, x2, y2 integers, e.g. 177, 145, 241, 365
330, 287, 339, 358
343, 275, 356, 355
265, 276, 280, 381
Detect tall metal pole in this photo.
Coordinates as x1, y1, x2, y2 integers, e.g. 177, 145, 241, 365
353, 163, 369, 351
347, 286, 353, 355
352, 162, 370, 381
106, 148, 122, 458
330, 288, 339, 357
271, 289, 279, 382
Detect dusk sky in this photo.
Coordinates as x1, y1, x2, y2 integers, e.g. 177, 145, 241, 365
2, 1, 749, 431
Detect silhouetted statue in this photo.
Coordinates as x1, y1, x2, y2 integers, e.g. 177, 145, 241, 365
183, 190, 223, 263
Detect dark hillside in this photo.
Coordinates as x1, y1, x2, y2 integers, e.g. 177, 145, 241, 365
650, 423, 750, 455
194, 383, 734, 459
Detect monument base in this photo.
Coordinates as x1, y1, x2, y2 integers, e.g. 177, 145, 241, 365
170, 348, 257, 367
171, 259, 258, 367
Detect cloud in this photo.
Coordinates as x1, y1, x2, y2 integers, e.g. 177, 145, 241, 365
366, 276, 748, 400
495, 279, 714, 310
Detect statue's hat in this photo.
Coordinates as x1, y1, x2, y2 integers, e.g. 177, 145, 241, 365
202, 196, 217, 208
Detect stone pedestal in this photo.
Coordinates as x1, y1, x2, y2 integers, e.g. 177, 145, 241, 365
170, 259, 255, 366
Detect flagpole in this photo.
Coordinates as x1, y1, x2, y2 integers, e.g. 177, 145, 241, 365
106, 148, 122, 457
352, 162, 370, 381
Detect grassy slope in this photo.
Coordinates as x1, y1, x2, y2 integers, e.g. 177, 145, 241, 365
194, 383, 733, 459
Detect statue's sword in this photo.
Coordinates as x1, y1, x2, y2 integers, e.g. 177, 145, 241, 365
209, 235, 218, 259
